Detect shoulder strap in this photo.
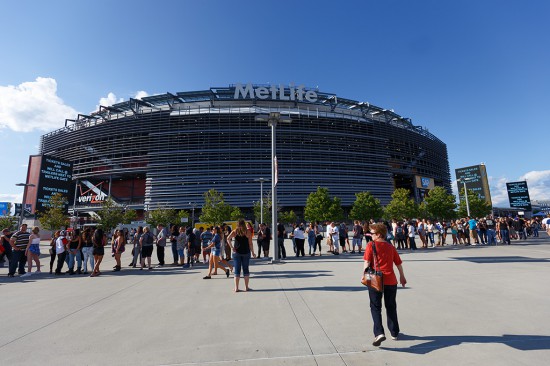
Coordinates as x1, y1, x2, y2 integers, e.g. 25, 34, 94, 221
371, 241, 380, 270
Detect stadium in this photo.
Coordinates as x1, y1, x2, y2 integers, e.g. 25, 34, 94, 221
37, 83, 451, 219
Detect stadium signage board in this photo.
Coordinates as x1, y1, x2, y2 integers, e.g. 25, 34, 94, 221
36, 156, 73, 213
506, 181, 532, 210
77, 181, 108, 204
234, 83, 319, 103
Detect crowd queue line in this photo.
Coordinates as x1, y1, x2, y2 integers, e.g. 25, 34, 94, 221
1, 216, 547, 281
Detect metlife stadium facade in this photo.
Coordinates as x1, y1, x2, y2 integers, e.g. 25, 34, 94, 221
38, 83, 451, 217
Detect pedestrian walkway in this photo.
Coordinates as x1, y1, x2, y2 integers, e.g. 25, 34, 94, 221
1, 235, 549, 365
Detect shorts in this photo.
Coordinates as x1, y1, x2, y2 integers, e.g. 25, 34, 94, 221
260, 240, 270, 251
202, 247, 211, 254
112, 245, 125, 254
212, 249, 221, 257
93, 247, 105, 256
29, 244, 41, 255
141, 245, 154, 258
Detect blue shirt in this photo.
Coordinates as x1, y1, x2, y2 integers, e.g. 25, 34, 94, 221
468, 219, 477, 230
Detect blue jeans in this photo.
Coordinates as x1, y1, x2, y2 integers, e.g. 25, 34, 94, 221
500, 229, 511, 244
171, 242, 178, 263
68, 250, 82, 270
486, 229, 497, 245
428, 232, 435, 245
233, 252, 251, 277
9, 249, 26, 275
82, 247, 95, 272
308, 236, 315, 254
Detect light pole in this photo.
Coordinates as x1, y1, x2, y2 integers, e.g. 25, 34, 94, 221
15, 183, 35, 227
189, 202, 197, 226
255, 112, 291, 262
254, 178, 269, 224
459, 178, 472, 217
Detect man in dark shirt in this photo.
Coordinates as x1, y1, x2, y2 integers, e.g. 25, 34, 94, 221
8, 224, 30, 277
277, 222, 286, 259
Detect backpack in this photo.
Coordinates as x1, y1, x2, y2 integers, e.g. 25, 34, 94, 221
396, 227, 403, 234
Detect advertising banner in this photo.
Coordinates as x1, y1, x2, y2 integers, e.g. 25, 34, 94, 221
455, 164, 492, 206
506, 181, 532, 210
36, 156, 73, 213
0, 202, 9, 216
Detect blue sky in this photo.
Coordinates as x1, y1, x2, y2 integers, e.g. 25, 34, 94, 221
1, 0, 549, 208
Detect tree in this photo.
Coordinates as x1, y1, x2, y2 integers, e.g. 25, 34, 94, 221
0, 203, 17, 231
230, 206, 244, 221
279, 210, 297, 224
304, 187, 343, 222
349, 191, 383, 221
457, 188, 492, 218
253, 193, 272, 225
384, 188, 419, 220
145, 207, 178, 228
422, 186, 457, 220
122, 209, 138, 224
93, 197, 124, 232
177, 210, 190, 226
37, 193, 70, 231
199, 189, 232, 225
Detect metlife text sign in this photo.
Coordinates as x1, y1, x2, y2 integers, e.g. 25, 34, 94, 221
234, 83, 319, 103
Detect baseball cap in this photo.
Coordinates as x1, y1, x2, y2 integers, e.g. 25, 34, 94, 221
60, 230, 66, 236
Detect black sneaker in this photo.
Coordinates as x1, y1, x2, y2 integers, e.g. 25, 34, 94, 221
373, 334, 386, 347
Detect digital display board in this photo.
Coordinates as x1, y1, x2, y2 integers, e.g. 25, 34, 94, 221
455, 164, 492, 206
506, 181, 532, 210
35, 156, 73, 213
0, 202, 9, 216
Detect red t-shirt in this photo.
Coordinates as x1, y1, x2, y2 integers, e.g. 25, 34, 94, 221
363, 241, 403, 285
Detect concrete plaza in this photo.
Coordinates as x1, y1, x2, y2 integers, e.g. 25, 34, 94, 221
1, 235, 549, 365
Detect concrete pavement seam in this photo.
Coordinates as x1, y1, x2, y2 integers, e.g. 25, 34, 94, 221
272, 265, 320, 366
284, 272, 350, 365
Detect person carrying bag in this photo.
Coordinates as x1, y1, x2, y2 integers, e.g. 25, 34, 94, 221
361, 223, 407, 347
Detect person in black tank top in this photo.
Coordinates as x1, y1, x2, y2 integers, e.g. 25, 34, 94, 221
227, 219, 256, 292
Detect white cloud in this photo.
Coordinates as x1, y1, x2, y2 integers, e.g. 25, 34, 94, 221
0, 77, 78, 132
488, 170, 550, 207
520, 170, 550, 202
98, 92, 123, 108
0, 193, 23, 205
95, 90, 149, 112
134, 90, 148, 99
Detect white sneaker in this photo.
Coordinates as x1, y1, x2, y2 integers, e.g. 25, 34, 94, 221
372, 334, 386, 346
21, 272, 32, 277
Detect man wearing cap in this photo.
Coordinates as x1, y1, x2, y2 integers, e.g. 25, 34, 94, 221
8, 224, 30, 277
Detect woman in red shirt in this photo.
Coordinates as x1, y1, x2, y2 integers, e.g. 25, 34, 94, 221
362, 223, 407, 347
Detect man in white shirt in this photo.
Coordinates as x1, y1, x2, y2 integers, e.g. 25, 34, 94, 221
331, 222, 340, 255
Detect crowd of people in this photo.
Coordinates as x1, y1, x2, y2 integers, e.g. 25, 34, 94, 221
1, 215, 548, 280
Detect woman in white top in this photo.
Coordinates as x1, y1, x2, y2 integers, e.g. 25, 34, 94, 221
23, 226, 41, 277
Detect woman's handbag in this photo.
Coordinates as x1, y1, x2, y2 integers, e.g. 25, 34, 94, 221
361, 241, 384, 292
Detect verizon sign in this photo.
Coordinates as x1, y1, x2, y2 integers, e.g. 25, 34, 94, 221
77, 181, 108, 204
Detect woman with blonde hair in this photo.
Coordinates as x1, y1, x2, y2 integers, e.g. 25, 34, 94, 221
227, 219, 256, 292
203, 226, 233, 279
22, 226, 41, 277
